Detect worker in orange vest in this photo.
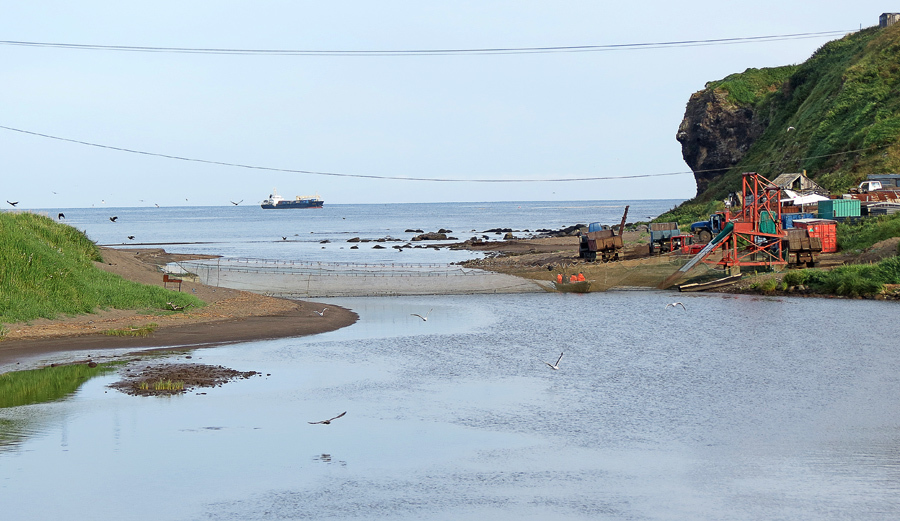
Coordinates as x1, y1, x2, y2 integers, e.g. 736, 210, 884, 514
569, 275, 578, 283
557, 274, 563, 283
577, 273, 586, 281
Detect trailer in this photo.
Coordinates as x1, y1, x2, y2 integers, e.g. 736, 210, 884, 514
578, 206, 629, 262
783, 228, 823, 268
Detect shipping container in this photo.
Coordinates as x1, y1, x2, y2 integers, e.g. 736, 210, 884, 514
781, 212, 815, 229
759, 210, 778, 234
794, 219, 838, 253
817, 199, 861, 219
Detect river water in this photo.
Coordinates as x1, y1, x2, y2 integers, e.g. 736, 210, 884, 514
2, 290, 899, 520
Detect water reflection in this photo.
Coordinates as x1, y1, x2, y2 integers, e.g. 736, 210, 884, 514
2, 291, 900, 520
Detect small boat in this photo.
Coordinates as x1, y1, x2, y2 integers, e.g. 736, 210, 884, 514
554, 280, 592, 293
261, 189, 324, 209
678, 274, 742, 292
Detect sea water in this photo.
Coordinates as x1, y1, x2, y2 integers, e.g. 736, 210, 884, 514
38, 199, 680, 263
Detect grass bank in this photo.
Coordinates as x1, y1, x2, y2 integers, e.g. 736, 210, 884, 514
0, 211, 203, 327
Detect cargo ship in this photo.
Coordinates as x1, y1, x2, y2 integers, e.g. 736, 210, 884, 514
261, 189, 324, 209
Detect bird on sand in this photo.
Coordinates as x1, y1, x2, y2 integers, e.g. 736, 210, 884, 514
309, 411, 346, 425
230, 200, 243, 205
58, 213, 65, 220
543, 352, 564, 370
314, 308, 327, 316
666, 302, 686, 310
411, 309, 433, 321
109, 216, 118, 222
7, 201, 18, 207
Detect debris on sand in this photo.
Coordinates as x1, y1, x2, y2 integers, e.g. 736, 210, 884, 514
110, 362, 259, 396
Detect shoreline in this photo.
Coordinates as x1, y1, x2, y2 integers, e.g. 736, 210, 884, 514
0, 247, 358, 368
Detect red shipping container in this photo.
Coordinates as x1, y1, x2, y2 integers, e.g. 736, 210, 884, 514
796, 219, 837, 253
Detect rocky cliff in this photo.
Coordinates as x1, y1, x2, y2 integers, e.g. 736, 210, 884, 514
676, 86, 767, 196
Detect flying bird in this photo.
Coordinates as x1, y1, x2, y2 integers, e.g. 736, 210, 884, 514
57, 213, 65, 220
7, 201, 18, 207
314, 308, 327, 316
230, 200, 243, 205
128, 236, 135, 240
543, 352, 564, 370
109, 216, 118, 222
665, 302, 686, 310
411, 308, 433, 321
787, 126, 796, 131
309, 411, 346, 425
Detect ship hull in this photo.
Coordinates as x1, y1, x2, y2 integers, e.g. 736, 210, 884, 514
261, 199, 324, 209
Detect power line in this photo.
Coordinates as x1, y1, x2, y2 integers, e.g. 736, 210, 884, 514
0, 31, 854, 56
0, 124, 886, 183
0, 124, 693, 182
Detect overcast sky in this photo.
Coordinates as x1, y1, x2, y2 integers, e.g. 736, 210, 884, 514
0, 2, 889, 208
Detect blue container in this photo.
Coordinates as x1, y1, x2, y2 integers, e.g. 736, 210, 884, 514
782, 212, 814, 229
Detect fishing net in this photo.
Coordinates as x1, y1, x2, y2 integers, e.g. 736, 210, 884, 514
174, 258, 545, 298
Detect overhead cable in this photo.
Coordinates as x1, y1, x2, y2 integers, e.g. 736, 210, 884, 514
0, 30, 854, 56
0, 124, 885, 183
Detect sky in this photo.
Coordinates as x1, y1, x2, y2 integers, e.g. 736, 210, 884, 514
0, 2, 891, 208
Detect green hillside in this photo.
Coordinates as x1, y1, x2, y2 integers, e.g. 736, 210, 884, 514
0, 212, 202, 327
663, 23, 900, 221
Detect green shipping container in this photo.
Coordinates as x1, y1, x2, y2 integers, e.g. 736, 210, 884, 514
817, 199, 860, 219
759, 210, 778, 234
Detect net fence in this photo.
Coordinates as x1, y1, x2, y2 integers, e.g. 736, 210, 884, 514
173, 258, 547, 297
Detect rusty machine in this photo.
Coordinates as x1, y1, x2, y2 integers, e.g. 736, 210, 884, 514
578, 205, 629, 262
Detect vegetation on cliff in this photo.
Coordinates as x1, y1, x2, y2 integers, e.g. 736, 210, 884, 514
665, 24, 900, 223
0, 212, 202, 326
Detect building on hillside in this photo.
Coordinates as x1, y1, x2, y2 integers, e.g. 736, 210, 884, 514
771, 171, 828, 196
880, 13, 900, 27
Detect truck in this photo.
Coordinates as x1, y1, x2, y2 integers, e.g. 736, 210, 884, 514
854, 180, 883, 193
689, 213, 729, 244
648, 222, 682, 254
578, 206, 629, 262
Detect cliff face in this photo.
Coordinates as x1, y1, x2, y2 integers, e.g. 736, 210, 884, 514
675, 88, 767, 197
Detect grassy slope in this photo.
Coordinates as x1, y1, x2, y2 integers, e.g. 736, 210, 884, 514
660, 24, 900, 224
0, 212, 203, 326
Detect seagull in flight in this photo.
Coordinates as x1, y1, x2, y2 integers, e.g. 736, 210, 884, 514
128, 235, 135, 240
665, 302, 686, 310
309, 411, 346, 425
543, 352, 564, 370
7, 201, 18, 207
109, 216, 118, 222
314, 308, 327, 316
230, 200, 243, 205
58, 213, 65, 220
411, 308, 433, 321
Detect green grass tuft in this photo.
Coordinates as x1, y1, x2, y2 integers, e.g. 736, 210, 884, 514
103, 323, 159, 337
